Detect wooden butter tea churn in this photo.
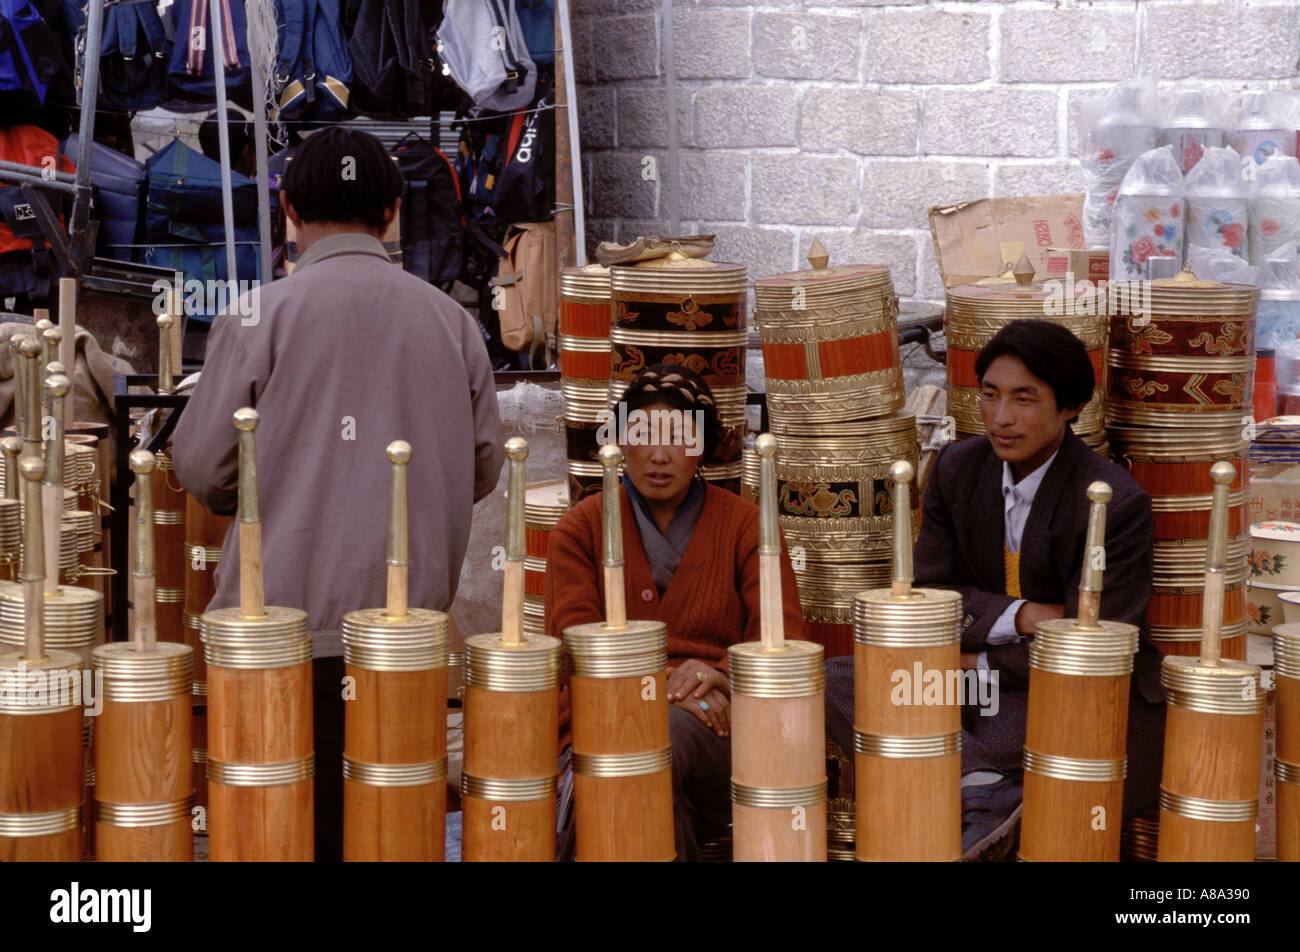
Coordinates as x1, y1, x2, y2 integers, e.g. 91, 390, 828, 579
201, 408, 315, 861
0, 455, 83, 861
853, 461, 962, 861
92, 450, 193, 861
1019, 482, 1139, 862
462, 438, 561, 861
1274, 605, 1300, 861
1156, 462, 1264, 862
342, 441, 448, 861
728, 434, 826, 861
564, 444, 674, 860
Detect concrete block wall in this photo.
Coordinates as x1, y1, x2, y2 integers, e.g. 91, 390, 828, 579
569, 0, 1300, 303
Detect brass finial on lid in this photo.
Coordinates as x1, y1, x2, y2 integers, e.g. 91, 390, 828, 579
807, 237, 829, 271
1013, 253, 1036, 287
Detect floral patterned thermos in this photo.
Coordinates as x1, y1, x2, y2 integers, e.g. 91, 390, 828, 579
1249, 154, 1300, 265
1110, 146, 1186, 281
1186, 147, 1250, 262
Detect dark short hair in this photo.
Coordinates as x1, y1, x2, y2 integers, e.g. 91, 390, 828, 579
198, 109, 252, 164
281, 127, 403, 230
974, 319, 1095, 411
618, 363, 726, 461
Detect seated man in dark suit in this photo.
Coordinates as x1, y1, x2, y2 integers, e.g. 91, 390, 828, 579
825, 319, 1165, 859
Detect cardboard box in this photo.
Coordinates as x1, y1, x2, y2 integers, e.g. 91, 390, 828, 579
928, 193, 1087, 288
1041, 247, 1109, 283
1248, 464, 1300, 524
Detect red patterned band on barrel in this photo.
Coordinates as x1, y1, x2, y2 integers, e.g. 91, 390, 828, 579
1109, 369, 1251, 408
561, 301, 611, 339
560, 348, 611, 380
525, 567, 545, 596
525, 527, 550, 560
762, 331, 896, 381
1109, 317, 1253, 357
762, 341, 807, 380
949, 347, 1104, 388
1126, 459, 1250, 494
1152, 506, 1245, 541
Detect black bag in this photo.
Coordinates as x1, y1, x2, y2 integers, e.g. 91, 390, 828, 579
99, 2, 170, 110
346, 0, 433, 117
60, 134, 146, 261
390, 133, 464, 287
492, 89, 553, 222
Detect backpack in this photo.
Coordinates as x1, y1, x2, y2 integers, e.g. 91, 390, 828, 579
99, 2, 170, 110
492, 220, 555, 363
0, 124, 74, 298
0, 0, 61, 106
436, 0, 536, 114
273, 0, 353, 121
166, 0, 251, 105
390, 133, 464, 287
346, 0, 434, 117
142, 139, 259, 310
514, 0, 552, 66
491, 88, 553, 222
60, 134, 145, 261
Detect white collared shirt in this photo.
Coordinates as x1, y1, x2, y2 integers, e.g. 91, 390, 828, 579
983, 450, 1060, 651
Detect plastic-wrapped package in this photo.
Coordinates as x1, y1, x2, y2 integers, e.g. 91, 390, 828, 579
1258, 243, 1300, 350
1230, 91, 1297, 165
1110, 145, 1185, 281
1250, 154, 1300, 264
1185, 146, 1250, 260
1186, 243, 1259, 286
1160, 86, 1227, 174
1076, 79, 1160, 249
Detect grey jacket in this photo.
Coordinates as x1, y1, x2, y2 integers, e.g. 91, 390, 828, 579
172, 233, 503, 655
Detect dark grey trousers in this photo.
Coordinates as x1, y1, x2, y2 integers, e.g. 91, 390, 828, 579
823, 655, 1166, 820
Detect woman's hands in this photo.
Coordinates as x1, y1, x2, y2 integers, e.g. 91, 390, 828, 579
667, 659, 731, 737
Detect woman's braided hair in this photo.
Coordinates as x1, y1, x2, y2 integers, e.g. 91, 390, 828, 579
616, 363, 730, 463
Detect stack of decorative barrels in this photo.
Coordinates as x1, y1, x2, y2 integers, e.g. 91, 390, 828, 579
943, 262, 1109, 454
522, 479, 568, 640
608, 248, 749, 494
754, 241, 913, 658
559, 264, 613, 504
1105, 270, 1259, 660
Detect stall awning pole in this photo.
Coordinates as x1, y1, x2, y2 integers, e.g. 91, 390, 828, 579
556, 0, 586, 266
207, 0, 240, 287
69, 0, 106, 270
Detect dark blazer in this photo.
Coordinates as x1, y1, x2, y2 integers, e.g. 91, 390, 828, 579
914, 427, 1163, 702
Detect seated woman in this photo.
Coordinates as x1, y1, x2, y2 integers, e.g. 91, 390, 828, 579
545, 364, 806, 861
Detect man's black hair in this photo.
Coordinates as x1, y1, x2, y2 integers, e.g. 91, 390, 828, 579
974, 319, 1095, 411
281, 127, 404, 231
198, 109, 252, 165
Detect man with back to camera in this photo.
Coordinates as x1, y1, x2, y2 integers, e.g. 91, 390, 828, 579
171, 127, 504, 861
824, 319, 1166, 859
